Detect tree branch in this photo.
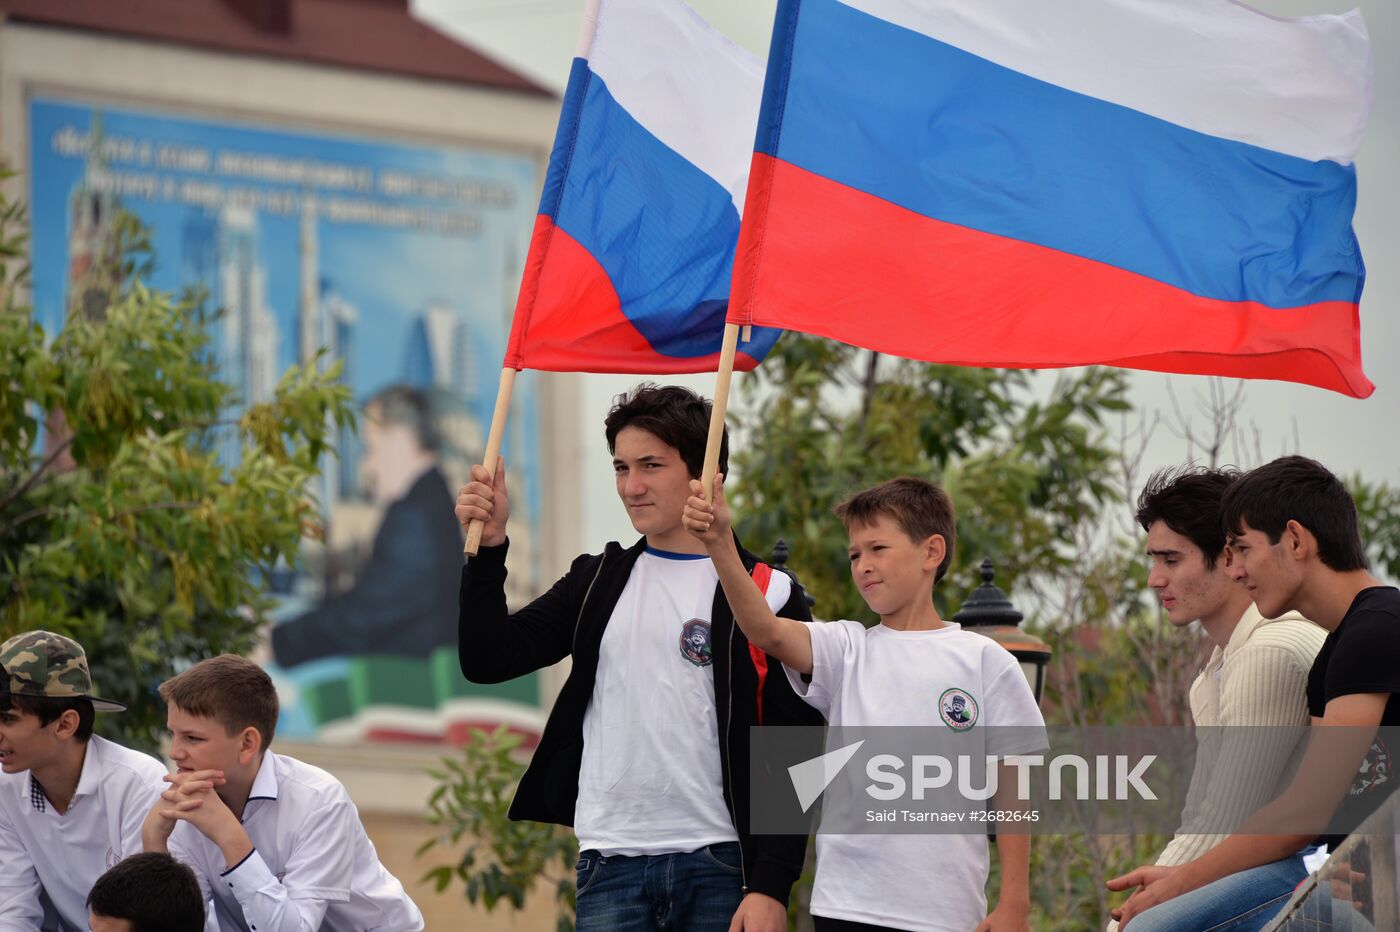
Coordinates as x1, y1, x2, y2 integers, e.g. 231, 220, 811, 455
0, 408, 259, 518
0, 433, 75, 513
861, 349, 880, 421
1, 505, 55, 534
1, 500, 200, 537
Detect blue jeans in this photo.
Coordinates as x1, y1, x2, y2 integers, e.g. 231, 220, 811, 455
1127, 850, 1311, 932
575, 843, 746, 932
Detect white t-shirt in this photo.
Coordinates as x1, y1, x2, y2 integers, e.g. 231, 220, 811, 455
0, 735, 167, 932
169, 751, 423, 932
786, 620, 1045, 932
574, 547, 793, 856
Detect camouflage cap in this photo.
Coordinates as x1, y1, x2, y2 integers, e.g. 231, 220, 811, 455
0, 631, 125, 712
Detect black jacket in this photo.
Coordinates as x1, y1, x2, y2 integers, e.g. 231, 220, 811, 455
459, 536, 823, 905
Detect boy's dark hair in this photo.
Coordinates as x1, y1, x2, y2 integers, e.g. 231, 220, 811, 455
604, 384, 726, 479
1135, 465, 1242, 569
159, 654, 278, 750
1220, 455, 1368, 572
88, 852, 205, 932
0, 694, 95, 741
835, 477, 957, 583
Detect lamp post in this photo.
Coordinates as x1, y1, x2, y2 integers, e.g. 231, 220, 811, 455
770, 538, 816, 609
952, 558, 1052, 704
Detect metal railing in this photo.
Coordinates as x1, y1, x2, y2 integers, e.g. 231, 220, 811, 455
1265, 794, 1399, 931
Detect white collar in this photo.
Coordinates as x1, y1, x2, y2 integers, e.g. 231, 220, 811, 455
245, 752, 279, 806
24, 736, 103, 812
1221, 602, 1268, 660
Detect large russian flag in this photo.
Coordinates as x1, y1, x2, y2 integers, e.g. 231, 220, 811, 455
731, 0, 1374, 397
505, 0, 781, 374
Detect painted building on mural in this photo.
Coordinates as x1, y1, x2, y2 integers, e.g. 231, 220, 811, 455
0, 2, 582, 926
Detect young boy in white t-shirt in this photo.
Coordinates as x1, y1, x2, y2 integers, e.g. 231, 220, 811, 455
686, 475, 1045, 932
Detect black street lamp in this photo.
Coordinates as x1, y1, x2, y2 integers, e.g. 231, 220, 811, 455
952, 558, 1052, 704
770, 538, 816, 609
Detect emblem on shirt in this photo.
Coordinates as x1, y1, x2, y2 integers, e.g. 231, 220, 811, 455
939, 687, 978, 731
1350, 736, 1390, 796
105, 847, 120, 869
679, 619, 713, 666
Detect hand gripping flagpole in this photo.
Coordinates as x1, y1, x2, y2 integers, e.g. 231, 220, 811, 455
464, 0, 603, 557
464, 366, 518, 555
700, 323, 742, 503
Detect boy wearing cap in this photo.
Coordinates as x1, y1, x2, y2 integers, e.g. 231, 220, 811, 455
0, 631, 167, 932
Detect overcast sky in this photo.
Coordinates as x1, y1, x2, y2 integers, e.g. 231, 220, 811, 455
417, 0, 1399, 549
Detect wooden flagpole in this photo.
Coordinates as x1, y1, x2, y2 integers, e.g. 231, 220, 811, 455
463, 0, 604, 556
464, 367, 518, 555
701, 323, 742, 502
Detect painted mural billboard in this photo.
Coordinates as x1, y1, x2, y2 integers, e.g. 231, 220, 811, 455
28, 96, 548, 744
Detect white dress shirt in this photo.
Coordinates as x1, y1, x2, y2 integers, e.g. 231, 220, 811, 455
0, 735, 167, 932
168, 751, 423, 932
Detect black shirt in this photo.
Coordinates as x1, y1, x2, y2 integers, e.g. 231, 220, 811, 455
1305, 586, 1400, 846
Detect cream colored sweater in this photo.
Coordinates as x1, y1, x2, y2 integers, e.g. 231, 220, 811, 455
1105, 606, 1325, 932
1155, 604, 1326, 867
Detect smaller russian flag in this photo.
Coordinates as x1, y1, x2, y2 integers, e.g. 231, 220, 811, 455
505, 0, 781, 375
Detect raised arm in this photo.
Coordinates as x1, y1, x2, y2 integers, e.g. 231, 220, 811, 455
456, 457, 582, 683
684, 475, 814, 675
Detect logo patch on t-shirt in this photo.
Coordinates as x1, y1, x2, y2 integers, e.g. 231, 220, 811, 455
679, 619, 713, 666
939, 687, 978, 731
1350, 736, 1390, 797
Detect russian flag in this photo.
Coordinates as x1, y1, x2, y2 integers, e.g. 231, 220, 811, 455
505, 0, 781, 374
732, 0, 1374, 397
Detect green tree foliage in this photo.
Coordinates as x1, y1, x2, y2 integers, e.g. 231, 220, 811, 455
1348, 474, 1400, 583
419, 726, 578, 932
0, 175, 353, 752
728, 335, 1132, 622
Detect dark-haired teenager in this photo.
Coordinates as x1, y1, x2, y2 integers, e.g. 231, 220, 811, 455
88, 853, 204, 932
1104, 467, 1324, 932
0, 631, 166, 931
456, 384, 822, 932
1113, 456, 1400, 930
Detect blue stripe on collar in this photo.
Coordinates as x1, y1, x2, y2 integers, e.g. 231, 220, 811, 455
645, 546, 710, 561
